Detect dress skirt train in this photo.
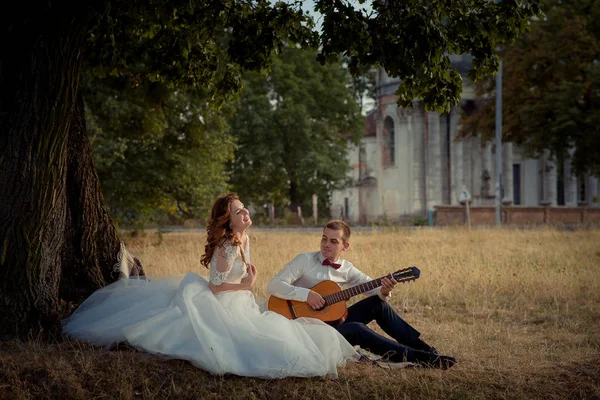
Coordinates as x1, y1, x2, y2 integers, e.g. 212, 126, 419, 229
63, 273, 358, 378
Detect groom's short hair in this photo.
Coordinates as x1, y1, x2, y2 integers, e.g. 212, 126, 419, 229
324, 220, 351, 243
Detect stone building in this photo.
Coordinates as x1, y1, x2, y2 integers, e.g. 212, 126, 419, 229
332, 57, 599, 224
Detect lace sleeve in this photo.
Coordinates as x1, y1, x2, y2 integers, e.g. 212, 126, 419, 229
210, 241, 238, 285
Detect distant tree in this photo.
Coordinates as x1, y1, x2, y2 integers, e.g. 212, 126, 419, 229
1, 0, 540, 338
460, 0, 600, 176
229, 48, 363, 213
85, 75, 235, 225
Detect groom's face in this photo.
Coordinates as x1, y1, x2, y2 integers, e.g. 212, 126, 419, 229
320, 228, 349, 262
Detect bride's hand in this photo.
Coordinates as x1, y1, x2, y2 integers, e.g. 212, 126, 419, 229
241, 263, 257, 289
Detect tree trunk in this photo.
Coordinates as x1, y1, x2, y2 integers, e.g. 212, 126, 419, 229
289, 179, 302, 211
0, 5, 142, 340
59, 95, 141, 304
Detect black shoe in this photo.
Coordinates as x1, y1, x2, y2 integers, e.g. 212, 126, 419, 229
417, 354, 456, 369
430, 354, 456, 369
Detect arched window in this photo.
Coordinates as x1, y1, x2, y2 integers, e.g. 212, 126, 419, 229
384, 117, 395, 166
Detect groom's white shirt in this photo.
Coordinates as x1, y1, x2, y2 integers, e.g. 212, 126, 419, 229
266, 251, 390, 302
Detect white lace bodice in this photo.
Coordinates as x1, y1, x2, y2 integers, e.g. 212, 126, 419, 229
209, 235, 250, 285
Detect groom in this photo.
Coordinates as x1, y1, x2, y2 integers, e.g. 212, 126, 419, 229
267, 220, 456, 369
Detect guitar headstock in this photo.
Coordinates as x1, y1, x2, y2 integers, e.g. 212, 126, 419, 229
391, 266, 420, 283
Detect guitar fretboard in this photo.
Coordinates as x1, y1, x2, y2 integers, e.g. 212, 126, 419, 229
322, 277, 385, 306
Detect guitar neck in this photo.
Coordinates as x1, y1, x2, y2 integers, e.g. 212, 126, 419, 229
323, 277, 384, 306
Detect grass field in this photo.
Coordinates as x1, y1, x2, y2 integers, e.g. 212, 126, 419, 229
1, 228, 599, 399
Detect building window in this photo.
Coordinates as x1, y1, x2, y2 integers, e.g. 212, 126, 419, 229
513, 164, 521, 205
344, 197, 349, 220
557, 162, 565, 206
578, 176, 587, 203
383, 117, 395, 166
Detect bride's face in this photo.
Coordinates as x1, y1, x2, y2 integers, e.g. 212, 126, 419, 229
229, 199, 252, 232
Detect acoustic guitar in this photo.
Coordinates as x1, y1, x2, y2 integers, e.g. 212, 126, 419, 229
267, 266, 420, 325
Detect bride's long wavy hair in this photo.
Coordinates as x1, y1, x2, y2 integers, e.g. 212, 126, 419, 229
200, 193, 240, 268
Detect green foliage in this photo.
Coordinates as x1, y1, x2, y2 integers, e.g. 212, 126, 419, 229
80, 0, 540, 113
85, 0, 317, 108
412, 216, 429, 227
460, 0, 600, 176
315, 0, 541, 112
84, 74, 235, 224
227, 48, 363, 211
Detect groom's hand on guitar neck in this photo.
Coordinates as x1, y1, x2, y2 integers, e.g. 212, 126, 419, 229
307, 290, 325, 310
380, 276, 398, 297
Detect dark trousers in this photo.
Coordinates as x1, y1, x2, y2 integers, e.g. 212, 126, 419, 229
333, 295, 433, 363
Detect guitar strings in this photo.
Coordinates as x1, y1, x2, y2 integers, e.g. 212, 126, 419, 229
323, 272, 417, 305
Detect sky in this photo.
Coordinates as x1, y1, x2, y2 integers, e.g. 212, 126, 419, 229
296, 0, 374, 30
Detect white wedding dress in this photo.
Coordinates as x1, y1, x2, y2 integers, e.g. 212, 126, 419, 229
62, 236, 358, 378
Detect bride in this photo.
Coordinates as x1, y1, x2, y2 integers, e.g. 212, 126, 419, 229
63, 193, 359, 378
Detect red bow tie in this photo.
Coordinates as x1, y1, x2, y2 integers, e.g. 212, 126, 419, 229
322, 259, 341, 270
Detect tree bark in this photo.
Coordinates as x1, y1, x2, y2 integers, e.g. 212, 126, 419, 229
0, 5, 143, 340
58, 95, 135, 305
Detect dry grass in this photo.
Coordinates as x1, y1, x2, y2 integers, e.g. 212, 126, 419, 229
2, 228, 600, 399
